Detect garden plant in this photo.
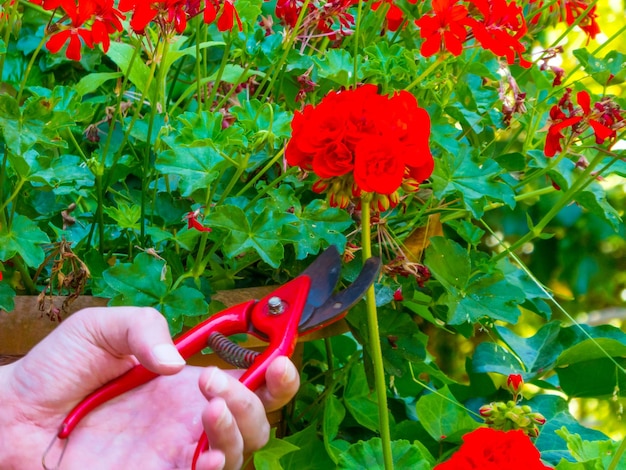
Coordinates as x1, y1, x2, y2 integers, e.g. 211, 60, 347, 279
0, 0, 625, 468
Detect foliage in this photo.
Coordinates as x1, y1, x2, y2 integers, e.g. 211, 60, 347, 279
1, 0, 625, 468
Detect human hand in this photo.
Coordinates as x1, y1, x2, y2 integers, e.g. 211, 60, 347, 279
0, 307, 300, 470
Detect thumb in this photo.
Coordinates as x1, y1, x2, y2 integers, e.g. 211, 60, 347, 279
73, 306, 186, 375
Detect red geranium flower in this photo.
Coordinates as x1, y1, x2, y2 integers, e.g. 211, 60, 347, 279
415, 0, 470, 57
286, 85, 433, 210
466, 0, 531, 68
434, 428, 552, 469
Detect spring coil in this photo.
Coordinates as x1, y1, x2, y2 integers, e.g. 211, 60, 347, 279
207, 332, 260, 369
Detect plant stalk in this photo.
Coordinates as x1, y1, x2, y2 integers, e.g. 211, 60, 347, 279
361, 195, 394, 470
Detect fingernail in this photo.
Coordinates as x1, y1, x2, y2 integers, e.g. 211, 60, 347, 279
153, 344, 186, 366
206, 367, 229, 394
282, 359, 297, 384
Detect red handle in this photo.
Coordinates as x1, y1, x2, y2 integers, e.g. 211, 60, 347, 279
191, 275, 311, 469
57, 301, 255, 439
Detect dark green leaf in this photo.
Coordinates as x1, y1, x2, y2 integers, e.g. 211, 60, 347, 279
338, 439, 433, 470
323, 395, 346, 462
282, 426, 336, 469
0, 282, 16, 312
0, 214, 50, 267
531, 395, 608, 465
253, 430, 299, 470
206, 205, 296, 268
432, 147, 516, 217
414, 386, 479, 442
344, 364, 383, 432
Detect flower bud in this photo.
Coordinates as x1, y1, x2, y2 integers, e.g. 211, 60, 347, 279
530, 413, 546, 425
479, 404, 494, 417
506, 374, 524, 401
401, 178, 420, 193
312, 179, 329, 193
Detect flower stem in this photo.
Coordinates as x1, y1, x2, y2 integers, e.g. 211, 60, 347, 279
607, 432, 626, 470
361, 196, 394, 470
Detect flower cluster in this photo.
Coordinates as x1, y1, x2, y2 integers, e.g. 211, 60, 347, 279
415, 0, 531, 67
434, 428, 552, 469
544, 89, 624, 157
529, 0, 601, 41
38, 0, 240, 60
285, 84, 433, 211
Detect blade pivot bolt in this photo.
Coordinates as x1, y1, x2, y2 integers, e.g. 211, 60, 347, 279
268, 296, 284, 315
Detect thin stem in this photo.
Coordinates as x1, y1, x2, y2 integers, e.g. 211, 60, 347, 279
16, 35, 47, 104
206, 37, 232, 110
352, 0, 363, 88
607, 435, 626, 470
404, 57, 444, 92
361, 195, 394, 470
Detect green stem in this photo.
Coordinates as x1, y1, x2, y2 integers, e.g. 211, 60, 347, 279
607, 429, 626, 470
361, 196, 394, 470
404, 57, 444, 92
352, 0, 363, 88
16, 35, 47, 104
493, 149, 611, 262
0, 0, 20, 81
13, 256, 36, 294
255, 0, 312, 102
206, 37, 232, 110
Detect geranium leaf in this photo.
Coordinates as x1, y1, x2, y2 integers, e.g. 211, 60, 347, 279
414, 386, 479, 442
531, 395, 608, 465
206, 205, 296, 268
106, 42, 154, 99
0, 282, 16, 312
555, 338, 626, 398
555, 428, 621, 469
573, 49, 626, 85
575, 183, 622, 231
103, 253, 207, 334
156, 138, 225, 197
282, 199, 352, 259
344, 364, 384, 432
313, 49, 355, 87
338, 438, 433, 469
0, 214, 50, 267
75, 72, 123, 97
431, 147, 516, 217
253, 430, 299, 470
424, 237, 471, 292
283, 426, 336, 468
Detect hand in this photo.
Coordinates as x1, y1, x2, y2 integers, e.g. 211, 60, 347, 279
0, 307, 300, 470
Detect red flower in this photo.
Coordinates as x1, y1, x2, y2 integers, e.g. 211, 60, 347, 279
185, 211, 212, 232
544, 89, 621, 157
373, 0, 417, 32
466, 0, 531, 68
434, 428, 551, 469
506, 374, 524, 396
565, 1, 600, 41
286, 85, 433, 210
415, 0, 470, 57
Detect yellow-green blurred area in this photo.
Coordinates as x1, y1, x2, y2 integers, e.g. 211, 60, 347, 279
535, 0, 626, 441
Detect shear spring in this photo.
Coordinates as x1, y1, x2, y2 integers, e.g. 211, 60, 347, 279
207, 333, 259, 368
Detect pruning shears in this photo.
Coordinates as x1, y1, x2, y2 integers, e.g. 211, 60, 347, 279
43, 245, 381, 470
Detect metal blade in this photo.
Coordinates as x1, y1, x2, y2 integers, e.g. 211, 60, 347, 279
299, 256, 381, 333
297, 245, 342, 327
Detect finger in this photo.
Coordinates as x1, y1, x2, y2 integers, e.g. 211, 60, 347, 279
194, 449, 226, 470
255, 356, 300, 412
200, 397, 243, 470
69, 306, 186, 375
199, 367, 270, 456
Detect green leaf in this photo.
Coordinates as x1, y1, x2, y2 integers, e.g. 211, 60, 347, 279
323, 395, 346, 462
106, 42, 154, 99
253, 430, 299, 470
575, 183, 622, 231
0, 282, 16, 312
338, 439, 433, 470
431, 147, 516, 217
555, 427, 622, 469
0, 214, 50, 267
344, 364, 383, 432
206, 205, 296, 268
313, 49, 355, 87
156, 137, 225, 197
282, 426, 336, 469
282, 199, 352, 259
75, 72, 123, 97
573, 49, 626, 85
555, 338, 626, 397
425, 237, 525, 325
531, 395, 608, 465
414, 386, 479, 442
423, 237, 471, 292
103, 253, 207, 334
475, 322, 563, 378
